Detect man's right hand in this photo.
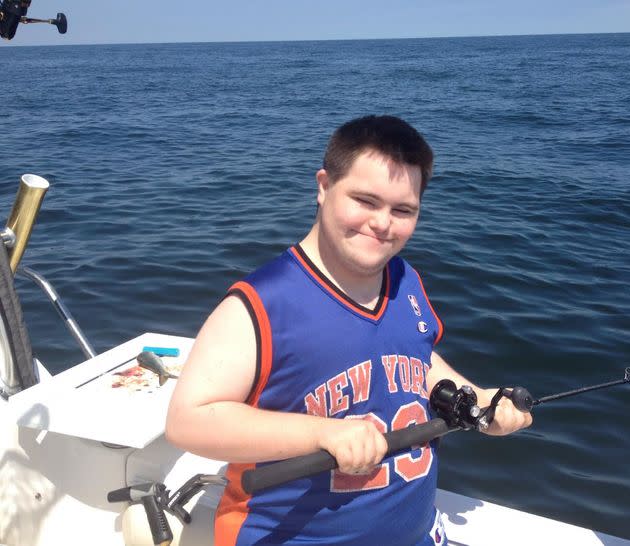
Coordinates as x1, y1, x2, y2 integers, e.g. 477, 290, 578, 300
316, 417, 388, 475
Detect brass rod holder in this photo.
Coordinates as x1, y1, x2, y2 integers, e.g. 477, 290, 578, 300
4, 174, 50, 273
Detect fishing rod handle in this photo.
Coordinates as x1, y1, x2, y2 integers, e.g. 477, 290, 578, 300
107, 482, 156, 503
142, 494, 173, 546
241, 418, 451, 494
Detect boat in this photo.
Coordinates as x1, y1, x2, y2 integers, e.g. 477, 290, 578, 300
1, 175, 629, 546
2, 7, 629, 545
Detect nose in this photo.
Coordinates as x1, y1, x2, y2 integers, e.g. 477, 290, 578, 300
368, 208, 391, 233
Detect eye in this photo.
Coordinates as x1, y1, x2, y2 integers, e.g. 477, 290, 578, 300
393, 207, 415, 216
355, 196, 376, 207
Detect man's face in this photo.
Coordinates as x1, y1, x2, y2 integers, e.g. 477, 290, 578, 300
316, 150, 422, 280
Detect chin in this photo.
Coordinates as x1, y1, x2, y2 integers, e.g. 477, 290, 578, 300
344, 252, 392, 277
353, 242, 398, 269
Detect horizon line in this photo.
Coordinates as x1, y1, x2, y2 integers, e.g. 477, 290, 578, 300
4, 30, 630, 48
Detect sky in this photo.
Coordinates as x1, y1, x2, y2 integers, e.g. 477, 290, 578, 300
4, 0, 630, 46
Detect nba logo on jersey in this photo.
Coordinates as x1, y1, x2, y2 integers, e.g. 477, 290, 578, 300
407, 294, 422, 316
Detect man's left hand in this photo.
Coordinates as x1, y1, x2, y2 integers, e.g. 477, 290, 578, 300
478, 388, 533, 436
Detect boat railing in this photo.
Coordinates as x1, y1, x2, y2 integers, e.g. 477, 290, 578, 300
16, 266, 96, 360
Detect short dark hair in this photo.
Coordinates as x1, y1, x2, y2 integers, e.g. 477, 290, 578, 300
323, 115, 434, 190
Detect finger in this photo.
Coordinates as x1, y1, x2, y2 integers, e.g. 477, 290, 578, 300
373, 430, 388, 465
345, 431, 381, 473
346, 440, 372, 474
334, 445, 355, 474
504, 408, 532, 433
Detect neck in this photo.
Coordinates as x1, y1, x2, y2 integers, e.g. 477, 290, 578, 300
300, 225, 384, 309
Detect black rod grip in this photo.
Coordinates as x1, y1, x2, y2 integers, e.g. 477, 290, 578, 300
384, 417, 451, 452
107, 485, 134, 503
241, 418, 451, 494
242, 450, 336, 495
142, 495, 173, 546
107, 482, 154, 503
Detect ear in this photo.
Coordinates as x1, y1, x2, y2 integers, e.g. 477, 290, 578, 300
316, 169, 330, 207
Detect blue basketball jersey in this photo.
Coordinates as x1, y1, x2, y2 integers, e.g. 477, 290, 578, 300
215, 245, 446, 546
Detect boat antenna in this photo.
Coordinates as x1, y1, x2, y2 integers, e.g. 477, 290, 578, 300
0, 0, 67, 40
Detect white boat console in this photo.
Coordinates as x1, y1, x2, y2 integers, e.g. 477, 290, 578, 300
9, 333, 193, 448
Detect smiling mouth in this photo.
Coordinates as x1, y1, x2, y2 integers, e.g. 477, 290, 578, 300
354, 231, 392, 243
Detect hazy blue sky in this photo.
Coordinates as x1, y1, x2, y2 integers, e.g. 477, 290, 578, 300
5, 0, 630, 46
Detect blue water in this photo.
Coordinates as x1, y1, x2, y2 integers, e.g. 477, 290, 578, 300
2, 34, 630, 538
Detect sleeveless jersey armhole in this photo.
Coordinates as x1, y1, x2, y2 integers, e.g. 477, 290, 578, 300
413, 269, 445, 346
226, 281, 273, 406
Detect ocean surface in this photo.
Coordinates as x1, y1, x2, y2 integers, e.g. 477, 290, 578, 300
2, 33, 629, 539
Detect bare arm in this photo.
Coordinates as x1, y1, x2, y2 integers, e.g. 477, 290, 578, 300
166, 295, 386, 471
427, 351, 532, 435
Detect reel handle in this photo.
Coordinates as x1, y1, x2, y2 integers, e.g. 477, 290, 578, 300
53, 12, 67, 34
501, 387, 534, 413
508, 386, 534, 412
477, 385, 533, 430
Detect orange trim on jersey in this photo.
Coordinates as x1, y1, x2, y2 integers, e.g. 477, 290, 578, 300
289, 246, 390, 321
229, 281, 273, 405
215, 463, 256, 546
215, 281, 273, 546
414, 270, 444, 345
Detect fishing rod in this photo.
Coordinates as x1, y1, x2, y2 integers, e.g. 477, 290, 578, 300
0, 0, 67, 40
109, 367, 629, 544
241, 367, 630, 493
532, 368, 630, 405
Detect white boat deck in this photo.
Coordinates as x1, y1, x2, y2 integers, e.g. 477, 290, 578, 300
436, 489, 628, 546
4, 333, 629, 545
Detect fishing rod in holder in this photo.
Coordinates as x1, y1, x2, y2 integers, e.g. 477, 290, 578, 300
1, 0, 67, 40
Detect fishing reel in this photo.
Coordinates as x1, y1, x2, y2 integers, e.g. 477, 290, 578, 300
0, 0, 67, 40
430, 379, 534, 431
430, 380, 481, 430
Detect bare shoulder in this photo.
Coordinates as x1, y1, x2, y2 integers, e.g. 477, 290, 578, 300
172, 294, 257, 406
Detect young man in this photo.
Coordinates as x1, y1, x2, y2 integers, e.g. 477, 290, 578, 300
166, 115, 532, 545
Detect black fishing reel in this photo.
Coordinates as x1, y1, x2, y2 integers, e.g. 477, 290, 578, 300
430, 379, 534, 431
0, 0, 67, 40
430, 368, 630, 432
430, 380, 481, 430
